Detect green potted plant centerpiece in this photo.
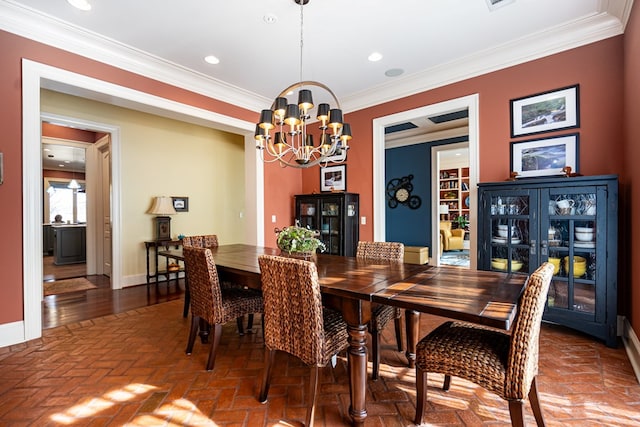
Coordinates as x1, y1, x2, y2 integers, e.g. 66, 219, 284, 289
275, 222, 326, 259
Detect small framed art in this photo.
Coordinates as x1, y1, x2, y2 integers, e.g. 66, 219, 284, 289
320, 165, 346, 192
510, 133, 579, 178
172, 196, 189, 212
510, 84, 579, 137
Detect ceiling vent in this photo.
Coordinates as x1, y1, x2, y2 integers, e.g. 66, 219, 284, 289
385, 122, 418, 134
428, 110, 469, 124
485, 0, 515, 11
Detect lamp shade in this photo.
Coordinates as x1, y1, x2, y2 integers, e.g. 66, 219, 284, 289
439, 204, 449, 215
298, 89, 314, 113
148, 196, 177, 215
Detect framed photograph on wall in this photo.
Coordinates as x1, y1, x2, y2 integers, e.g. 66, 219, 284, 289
171, 196, 189, 212
320, 165, 346, 192
510, 84, 579, 137
511, 133, 579, 178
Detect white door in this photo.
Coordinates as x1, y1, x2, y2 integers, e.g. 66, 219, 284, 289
97, 136, 112, 277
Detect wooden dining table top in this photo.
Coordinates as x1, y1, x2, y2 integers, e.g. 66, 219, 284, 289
159, 243, 525, 330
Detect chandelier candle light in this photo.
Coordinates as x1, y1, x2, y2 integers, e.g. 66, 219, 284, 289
255, 0, 352, 168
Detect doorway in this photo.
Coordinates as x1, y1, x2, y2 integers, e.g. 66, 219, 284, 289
40, 118, 114, 287
434, 143, 470, 268
372, 94, 479, 268
19, 59, 259, 346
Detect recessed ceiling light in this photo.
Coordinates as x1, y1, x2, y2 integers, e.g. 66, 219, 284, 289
385, 68, 404, 77
67, 0, 92, 11
204, 55, 220, 65
368, 52, 383, 62
263, 13, 278, 24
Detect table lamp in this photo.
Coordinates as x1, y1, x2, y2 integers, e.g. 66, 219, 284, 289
439, 204, 449, 221
148, 196, 176, 241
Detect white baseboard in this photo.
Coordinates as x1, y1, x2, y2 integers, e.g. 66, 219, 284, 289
121, 273, 185, 288
0, 320, 26, 348
622, 317, 640, 384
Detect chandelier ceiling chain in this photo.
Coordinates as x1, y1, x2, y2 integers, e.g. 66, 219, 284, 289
255, 0, 352, 168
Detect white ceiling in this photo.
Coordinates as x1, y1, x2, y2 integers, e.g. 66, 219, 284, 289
1, 0, 632, 114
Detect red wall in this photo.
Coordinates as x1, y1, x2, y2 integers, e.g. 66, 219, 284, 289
624, 4, 640, 333
42, 123, 97, 142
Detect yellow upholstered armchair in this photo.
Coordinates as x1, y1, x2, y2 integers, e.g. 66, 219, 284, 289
440, 221, 465, 251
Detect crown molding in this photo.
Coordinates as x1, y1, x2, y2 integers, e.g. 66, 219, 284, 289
0, 0, 269, 113
0, 0, 633, 115
342, 2, 631, 113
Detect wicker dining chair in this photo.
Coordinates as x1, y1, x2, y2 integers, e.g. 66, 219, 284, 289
414, 262, 555, 426
183, 246, 263, 371
182, 234, 254, 334
257, 255, 349, 427
356, 241, 405, 380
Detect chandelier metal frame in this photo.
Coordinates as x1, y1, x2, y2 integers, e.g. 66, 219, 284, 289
254, 0, 351, 168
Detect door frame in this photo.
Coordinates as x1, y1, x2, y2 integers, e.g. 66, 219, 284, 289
372, 94, 479, 267
21, 59, 260, 344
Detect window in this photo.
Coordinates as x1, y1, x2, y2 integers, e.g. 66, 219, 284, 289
45, 178, 86, 224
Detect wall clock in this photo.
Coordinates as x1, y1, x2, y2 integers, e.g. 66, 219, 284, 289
386, 174, 422, 209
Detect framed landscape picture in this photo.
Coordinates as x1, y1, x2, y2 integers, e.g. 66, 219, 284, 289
511, 133, 579, 178
320, 165, 346, 192
510, 84, 579, 137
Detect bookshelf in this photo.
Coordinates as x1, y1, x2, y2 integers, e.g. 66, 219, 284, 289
439, 166, 470, 222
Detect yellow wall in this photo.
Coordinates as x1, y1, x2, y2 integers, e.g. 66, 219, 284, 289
41, 90, 245, 282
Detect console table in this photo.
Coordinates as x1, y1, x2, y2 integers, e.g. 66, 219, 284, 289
144, 240, 183, 287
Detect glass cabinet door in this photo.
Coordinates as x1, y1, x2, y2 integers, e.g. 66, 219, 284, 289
487, 191, 536, 274
545, 186, 601, 318
298, 201, 318, 230
320, 200, 342, 254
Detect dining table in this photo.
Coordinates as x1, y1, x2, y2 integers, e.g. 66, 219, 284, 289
159, 243, 526, 426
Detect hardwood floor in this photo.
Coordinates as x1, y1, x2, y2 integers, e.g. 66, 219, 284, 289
43, 255, 86, 281
42, 265, 184, 329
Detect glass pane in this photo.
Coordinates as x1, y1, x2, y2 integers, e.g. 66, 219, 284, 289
574, 283, 596, 313
77, 191, 87, 223
322, 202, 339, 216
490, 216, 529, 273
300, 203, 316, 216
548, 279, 568, 309
49, 188, 74, 223
549, 192, 596, 216
490, 194, 529, 216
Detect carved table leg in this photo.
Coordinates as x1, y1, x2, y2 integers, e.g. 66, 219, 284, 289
405, 309, 420, 368
347, 322, 368, 427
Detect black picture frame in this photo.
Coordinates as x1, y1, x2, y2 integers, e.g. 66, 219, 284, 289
510, 133, 579, 178
172, 196, 189, 212
320, 165, 346, 192
510, 84, 579, 137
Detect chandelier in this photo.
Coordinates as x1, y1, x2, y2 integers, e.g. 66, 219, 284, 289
255, 0, 352, 168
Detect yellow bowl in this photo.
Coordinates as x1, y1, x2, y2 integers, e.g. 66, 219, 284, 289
491, 258, 522, 271
511, 260, 523, 272
548, 257, 561, 274
491, 258, 507, 271
563, 256, 587, 277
